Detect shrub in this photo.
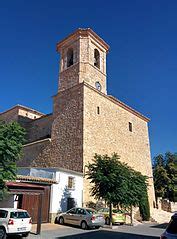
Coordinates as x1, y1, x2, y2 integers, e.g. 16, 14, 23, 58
139, 193, 150, 221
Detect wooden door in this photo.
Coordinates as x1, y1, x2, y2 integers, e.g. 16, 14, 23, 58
22, 194, 39, 223
42, 186, 50, 223
20, 185, 51, 223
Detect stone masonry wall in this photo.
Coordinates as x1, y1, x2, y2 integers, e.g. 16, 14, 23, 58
58, 39, 80, 92
58, 34, 107, 95
79, 37, 107, 94
0, 107, 43, 124
26, 114, 53, 143
0, 108, 53, 144
0, 107, 19, 123
32, 84, 84, 172
59, 63, 80, 92
160, 199, 177, 213
83, 84, 155, 208
18, 139, 51, 167
89, 39, 106, 75
79, 62, 107, 94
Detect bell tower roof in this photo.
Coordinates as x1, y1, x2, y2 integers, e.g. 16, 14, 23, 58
57, 28, 110, 53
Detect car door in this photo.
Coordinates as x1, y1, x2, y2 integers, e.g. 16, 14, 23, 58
64, 208, 77, 225
0, 210, 8, 232
75, 208, 86, 226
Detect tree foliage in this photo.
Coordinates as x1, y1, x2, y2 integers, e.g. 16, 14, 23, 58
0, 121, 25, 199
86, 153, 150, 222
153, 152, 177, 202
139, 189, 150, 221
165, 152, 177, 201
153, 154, 169, 198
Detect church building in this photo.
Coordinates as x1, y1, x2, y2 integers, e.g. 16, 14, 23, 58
0, 28, 155, 221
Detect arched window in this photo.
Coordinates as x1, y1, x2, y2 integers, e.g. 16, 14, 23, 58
67, 48, 74, 67
94, 49, 100, 69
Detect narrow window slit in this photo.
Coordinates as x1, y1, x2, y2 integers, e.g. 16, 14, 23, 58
97, 107, 100, 114
129, 122, 132, 132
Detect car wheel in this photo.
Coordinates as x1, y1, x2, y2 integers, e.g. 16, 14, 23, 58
81, 221, 87, 230
105, 217, 110, 225
22, 232, 30, 237
54, 217, 59, 224
0, 228, 6, 239
95, 226, 100, 229
59, 216, 64, 225
120, 222, 125, 225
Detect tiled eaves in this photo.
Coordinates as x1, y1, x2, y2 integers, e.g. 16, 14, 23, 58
17, 175, 57, 184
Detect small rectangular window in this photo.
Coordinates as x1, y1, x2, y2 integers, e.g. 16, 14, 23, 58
97, 106, 100, 114
68, 176, 75, 189
129, 122, 132, 132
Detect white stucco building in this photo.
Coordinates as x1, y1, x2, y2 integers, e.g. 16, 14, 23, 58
1, 167, 83, 223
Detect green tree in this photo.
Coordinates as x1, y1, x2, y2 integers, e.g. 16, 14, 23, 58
0, 121, 25, 200
165, 152, 177, 202
125, 170, 150, 221
138, 186, 150, 221
153, 152, 177, 202
86, 153, 150, 225
153, 154, 169, 198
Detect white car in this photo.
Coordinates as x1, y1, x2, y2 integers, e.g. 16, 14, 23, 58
160, 213, 177, 239
0, 208, 32, 239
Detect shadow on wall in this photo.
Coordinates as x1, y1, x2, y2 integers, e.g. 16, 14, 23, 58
60, 186, 76, 212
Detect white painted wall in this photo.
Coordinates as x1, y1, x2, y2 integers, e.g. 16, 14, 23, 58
50, 171, 83, 213
17, 167, 83, 214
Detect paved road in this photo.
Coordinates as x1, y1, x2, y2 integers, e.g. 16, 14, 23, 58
23, 223, 165, 239
57, 230, 159, 239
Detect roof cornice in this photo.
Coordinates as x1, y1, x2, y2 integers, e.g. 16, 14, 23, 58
56, 28, 110, 52
0, 104, 45, 116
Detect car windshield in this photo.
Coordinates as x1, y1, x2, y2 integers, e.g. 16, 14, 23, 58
112, 209, 123, 213
10, 211, 30, 219
166, 217, 177, 234
103, 208, 109, 212
86, 209, 96, 215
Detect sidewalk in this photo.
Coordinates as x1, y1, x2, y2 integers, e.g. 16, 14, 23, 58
29, 223, 94, 239
31, 223, 61, 233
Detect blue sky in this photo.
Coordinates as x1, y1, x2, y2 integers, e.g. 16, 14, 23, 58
0, 0, 177, 158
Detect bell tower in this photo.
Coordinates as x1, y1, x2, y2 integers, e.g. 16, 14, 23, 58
56, 28, 109, 94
